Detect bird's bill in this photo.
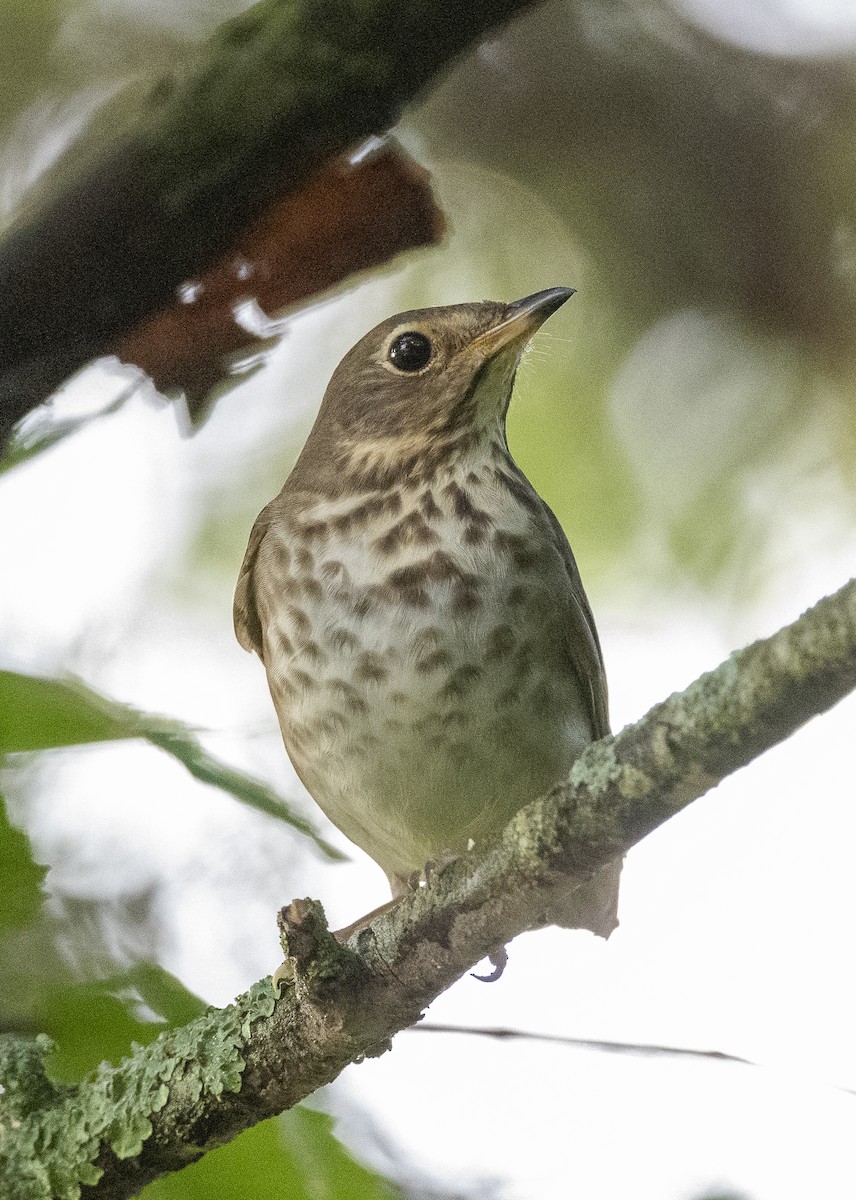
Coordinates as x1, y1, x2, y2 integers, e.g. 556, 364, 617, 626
470, 286, 575, 358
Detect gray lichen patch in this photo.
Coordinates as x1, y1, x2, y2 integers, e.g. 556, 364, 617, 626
0, 982, 277, 1200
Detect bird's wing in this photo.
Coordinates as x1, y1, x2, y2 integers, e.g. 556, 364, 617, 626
542, 505, 611, 740
233, 501, 276, 657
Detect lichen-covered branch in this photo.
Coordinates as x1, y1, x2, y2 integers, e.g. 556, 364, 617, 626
3, 576, 856, 1199
0, 0, 543, 441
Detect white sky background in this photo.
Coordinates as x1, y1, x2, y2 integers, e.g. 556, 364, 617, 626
3, 1, 856, 1198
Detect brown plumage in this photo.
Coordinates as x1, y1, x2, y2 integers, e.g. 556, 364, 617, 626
235, 289, 620, 937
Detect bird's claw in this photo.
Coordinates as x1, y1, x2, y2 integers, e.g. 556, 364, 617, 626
471, 945, 508, 983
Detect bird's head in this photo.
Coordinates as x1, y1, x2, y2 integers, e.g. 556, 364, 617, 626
293, 287, 574, 491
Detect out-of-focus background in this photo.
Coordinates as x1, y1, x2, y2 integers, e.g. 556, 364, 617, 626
2, 1, 856, 1197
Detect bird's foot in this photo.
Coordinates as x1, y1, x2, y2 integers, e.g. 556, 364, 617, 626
471, 945, 508, 983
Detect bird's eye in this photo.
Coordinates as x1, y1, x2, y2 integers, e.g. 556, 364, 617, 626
387, 331, 432, 373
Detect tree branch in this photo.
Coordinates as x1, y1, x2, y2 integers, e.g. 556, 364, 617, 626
0, 0, 543, 441
3, 576, 856, 1199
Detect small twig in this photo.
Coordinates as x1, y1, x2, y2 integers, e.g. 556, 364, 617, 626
407, 1023, 856, 1098
408, 1021, 755, 1064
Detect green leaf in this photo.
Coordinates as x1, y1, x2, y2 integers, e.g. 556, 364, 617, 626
0, 670, 344, 859
0, 670, 129, 751
143, 729, 344, 857
0, 790, 47, 929
41, 964, 208, 1083
140, 1107, 401, 1200
278, 1107, 401, 1200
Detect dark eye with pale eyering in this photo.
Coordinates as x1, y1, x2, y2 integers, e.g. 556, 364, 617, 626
387, 331, 432, 373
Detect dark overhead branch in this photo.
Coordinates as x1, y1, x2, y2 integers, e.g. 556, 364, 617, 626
0, 0, 543, 442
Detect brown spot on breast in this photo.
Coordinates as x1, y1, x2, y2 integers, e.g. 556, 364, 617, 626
485, 624, 515, 660
454, 663, 482, 687
452, 582, 481, 613
270, 627, 294, 657
355, 651, 389, 683
374, 510, 440, 555
284, 722, 313, 752
290, 668, 317, 691
384, 554, 458, 604
298, 640, 326, 664
439, 663, 482, 700
463, 522, 491, 547
382, 551, 476, 607
513, 641, 536, 680
268, 541, 291, 572
493, 530, 540, 570
442, 709, 468, 730
374, 579, 429, 607
331, 496, 401, 534
271, 677, 298, 703
411, 627, 443, 656
342, 492, 403, 527
388, 560, 432, 590
300, 520, 330, 541
316, 711, 348, 737
412, 629, 450, 672
328, 678, 369, 714
420, 490, 442, 521
298, 576, 323, 602
327, 627, 359, 653
507, 583, 528, 607
531, 680, 556, 714
286, 605, 312, 636
444, 481, 483, 522
426, 550, 465, 582
445, 480, 493, 546
416, 648, 451, 673
494, 467, 542, 514
320, 560, 348, 582
296, 547, 313, 571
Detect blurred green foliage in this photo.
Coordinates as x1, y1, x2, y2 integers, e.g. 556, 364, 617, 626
0, 790, 47, 930
141, 1108, 400, 1200
0, 791, 396, 1198
0, 0, 66, 133
0, 669, 342, 857
408, 0, 856, 580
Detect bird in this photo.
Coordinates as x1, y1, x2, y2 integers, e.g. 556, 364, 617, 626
234, 288, 620, 946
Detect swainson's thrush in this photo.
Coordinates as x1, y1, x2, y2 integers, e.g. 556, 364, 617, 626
235, 289, 620, 939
